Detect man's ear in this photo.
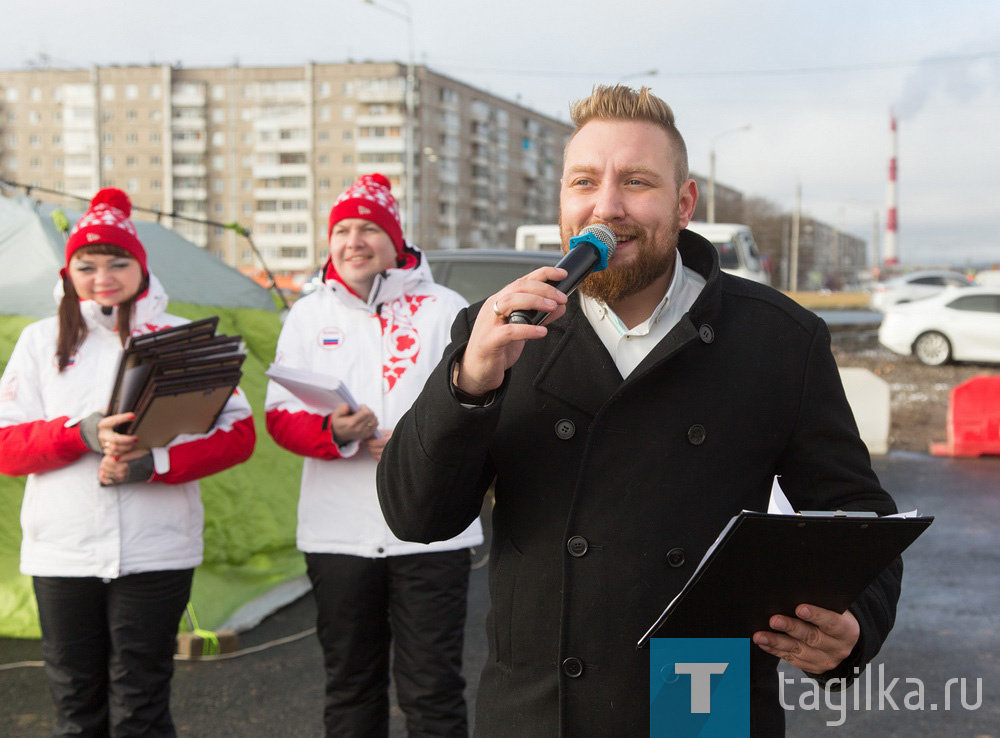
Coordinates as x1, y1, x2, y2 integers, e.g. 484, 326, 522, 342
677, 179, 698, 229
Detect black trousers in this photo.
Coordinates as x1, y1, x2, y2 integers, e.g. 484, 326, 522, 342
305, 549, 472, 738
32, 569, 194, 738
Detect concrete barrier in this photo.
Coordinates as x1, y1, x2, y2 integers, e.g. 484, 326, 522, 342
840, 368, 890, 456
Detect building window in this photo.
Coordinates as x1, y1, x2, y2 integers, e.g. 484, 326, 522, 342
213, 180, 225, 193
318, 82, 331, 97
213, 155, 225, 170
29, 110, 41, 124
103, 155, 114, 170
151, 109, 162, 122
126, 156, 137, 168
151, 179, 161, 190
125, 84, 139, 100
342, 105, 354, 120
126, 133, 138, 144
212, 132, 225, 147
150, 84, 161, 99
52, 133, 62, 145
212, 85, 226, 100
102, 85, 115, 101
212, 109, 225, 123
318, 131, 329, 142
150, 155, 161, 166
150, 132, 161, 144
29, 134, 41, 146
126, 110, 137, 121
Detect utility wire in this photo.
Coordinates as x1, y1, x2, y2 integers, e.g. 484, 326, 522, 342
435, 49, 1000, 80
0, 178, 289, 310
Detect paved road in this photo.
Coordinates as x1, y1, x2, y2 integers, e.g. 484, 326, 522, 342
1, 453, 997, 736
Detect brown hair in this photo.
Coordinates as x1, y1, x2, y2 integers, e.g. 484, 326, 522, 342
57, 244, 148, 372
568, 85, 689, 185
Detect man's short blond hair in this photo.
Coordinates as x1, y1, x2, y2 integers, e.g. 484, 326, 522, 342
568, 85, 689, 185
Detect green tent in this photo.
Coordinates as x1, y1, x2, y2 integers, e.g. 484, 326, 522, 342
0, 194, 306, 639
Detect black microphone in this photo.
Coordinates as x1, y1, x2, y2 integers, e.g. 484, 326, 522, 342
508, 224, 617, 325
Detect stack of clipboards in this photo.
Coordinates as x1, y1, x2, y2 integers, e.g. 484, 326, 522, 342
107, 317, 246, 449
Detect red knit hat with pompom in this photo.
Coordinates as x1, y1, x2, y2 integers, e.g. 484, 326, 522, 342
64, 188, 147, 275
327, 173, 404, 256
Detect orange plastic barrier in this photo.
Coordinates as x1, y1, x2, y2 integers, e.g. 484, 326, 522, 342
930, 376, 1000, 457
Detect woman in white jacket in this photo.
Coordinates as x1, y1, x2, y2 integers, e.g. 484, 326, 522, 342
266, 173, 482, 737
0, 189, 256, 737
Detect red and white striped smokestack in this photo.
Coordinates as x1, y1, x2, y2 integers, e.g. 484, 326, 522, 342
884, 111, 899, 265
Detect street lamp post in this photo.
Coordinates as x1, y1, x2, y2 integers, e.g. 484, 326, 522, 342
707, 125, 751, 223
363, 0, 416, 239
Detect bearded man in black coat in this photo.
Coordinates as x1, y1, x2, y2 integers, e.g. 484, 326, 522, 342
377, 85, 901, 737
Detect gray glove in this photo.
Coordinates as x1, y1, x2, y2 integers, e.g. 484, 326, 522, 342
79, 412, 104, 454
123, 454, 155, 484
98, 453, 154, 487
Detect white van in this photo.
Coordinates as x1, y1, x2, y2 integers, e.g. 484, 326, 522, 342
514, 224, 562, 252
685, 222, 769, 285
515, 222, 770, 285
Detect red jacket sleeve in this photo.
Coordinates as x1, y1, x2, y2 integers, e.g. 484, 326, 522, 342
149, 415, 256, 485
266, 408, 345, 460
0, 417, 90, 477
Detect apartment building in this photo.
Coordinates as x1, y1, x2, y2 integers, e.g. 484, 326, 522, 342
0, 62, 571, 278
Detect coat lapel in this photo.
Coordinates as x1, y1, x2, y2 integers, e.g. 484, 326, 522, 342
533, 300, 621, 417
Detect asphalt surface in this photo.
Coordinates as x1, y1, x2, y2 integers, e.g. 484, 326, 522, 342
1, 453, 997, 737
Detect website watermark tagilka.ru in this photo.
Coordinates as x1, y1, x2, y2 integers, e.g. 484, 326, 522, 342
779, 662, 983, 728
650, 638, 985, 736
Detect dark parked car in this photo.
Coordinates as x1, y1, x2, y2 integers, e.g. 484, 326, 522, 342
426, 249, 560, 304
299, 249, 560, 303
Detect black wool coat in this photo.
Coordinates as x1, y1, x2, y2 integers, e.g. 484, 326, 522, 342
378, 231, 901, 737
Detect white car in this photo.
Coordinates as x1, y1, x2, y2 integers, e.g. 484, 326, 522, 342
878, 286, 1000, 366
869, 270, 971, 312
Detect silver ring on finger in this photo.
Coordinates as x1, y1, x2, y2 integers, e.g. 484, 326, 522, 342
492, 300, 507, 322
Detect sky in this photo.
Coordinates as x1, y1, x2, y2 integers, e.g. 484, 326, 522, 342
5, 0, 1000, 267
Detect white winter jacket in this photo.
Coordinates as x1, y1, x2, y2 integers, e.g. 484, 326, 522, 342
0, 274, 256, 578
265, 249, 483, 557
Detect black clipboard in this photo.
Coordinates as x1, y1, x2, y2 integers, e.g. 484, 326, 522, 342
637, 511, 933, 647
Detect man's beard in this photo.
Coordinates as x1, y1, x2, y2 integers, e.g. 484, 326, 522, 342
565, 224, 679, 304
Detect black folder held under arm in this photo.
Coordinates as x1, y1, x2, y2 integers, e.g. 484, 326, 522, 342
637, 511, 933, 647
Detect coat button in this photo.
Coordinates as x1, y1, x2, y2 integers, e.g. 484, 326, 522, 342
562, 657, 584, 678
667, 547, 686, 567
555, 419, 576, 440
687, 424, 706, 445
567, 536, 589, 557
699, 324, 715, 343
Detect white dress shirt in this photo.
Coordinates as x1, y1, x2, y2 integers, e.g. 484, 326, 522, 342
580, 248, 706, 378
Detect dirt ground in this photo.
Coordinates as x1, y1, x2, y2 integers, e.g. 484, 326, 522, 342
829, 328, 1000, 453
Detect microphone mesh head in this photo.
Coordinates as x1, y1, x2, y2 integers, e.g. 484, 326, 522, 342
581, 224, 616, 258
